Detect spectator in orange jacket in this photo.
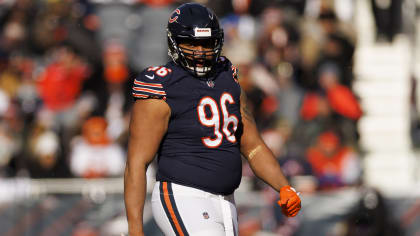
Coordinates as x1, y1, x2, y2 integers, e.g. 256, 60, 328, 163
300, 64, 362, 121
306, 131, 361, 190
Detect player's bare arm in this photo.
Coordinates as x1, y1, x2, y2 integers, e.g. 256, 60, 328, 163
239, 89, 289, 190
239, 89, 301, 217
124, 99, 171, 236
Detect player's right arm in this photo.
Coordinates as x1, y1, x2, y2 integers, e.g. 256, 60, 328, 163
124, 98, 170, 236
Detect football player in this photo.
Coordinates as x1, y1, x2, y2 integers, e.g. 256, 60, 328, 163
124, 3, 301, 236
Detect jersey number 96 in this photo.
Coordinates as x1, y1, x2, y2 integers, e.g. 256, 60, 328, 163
197, 93, 239, 148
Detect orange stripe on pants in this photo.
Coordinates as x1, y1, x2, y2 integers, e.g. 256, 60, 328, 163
163, 182, 185, 236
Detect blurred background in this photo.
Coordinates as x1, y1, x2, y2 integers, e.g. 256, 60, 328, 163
0, 0, 420, 235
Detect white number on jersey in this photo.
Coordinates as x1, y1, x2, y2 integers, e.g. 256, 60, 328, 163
147, 66, 172, 77
197, 93, 239, 148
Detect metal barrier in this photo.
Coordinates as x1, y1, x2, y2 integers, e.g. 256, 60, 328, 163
0, 178, 417, 235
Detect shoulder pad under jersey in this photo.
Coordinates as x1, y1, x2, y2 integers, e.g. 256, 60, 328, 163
218, 56, 239, 84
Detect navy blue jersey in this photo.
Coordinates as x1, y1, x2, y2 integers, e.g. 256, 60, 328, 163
132, 57, 242, 195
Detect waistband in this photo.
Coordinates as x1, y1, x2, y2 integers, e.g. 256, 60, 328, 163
155, 181, 234, 201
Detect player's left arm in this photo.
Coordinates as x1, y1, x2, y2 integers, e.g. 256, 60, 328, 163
239, 89, 301, 217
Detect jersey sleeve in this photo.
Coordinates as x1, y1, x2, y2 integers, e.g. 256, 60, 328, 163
132, 68, 168, 100
231, 63, 239, 83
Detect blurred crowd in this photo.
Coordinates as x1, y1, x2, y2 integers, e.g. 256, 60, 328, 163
0, 0, 363, 193
0, 0, 364, 186
221, 0, 364, 234
0, 0, 130, 179
0, 0, 414, 235
229, 0, 363, 193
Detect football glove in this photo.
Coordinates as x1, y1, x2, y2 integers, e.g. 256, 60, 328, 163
278, 185, 301, 217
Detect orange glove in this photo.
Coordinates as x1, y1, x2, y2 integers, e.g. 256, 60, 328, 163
278, 185, 301, 217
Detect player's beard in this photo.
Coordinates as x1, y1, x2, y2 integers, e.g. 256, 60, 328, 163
180, 48, 215, 77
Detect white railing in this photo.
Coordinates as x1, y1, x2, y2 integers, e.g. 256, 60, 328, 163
0, 177, 124, 203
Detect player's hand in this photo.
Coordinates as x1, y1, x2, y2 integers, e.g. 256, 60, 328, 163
277, 185, 301, 217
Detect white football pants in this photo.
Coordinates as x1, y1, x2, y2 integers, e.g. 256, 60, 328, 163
151, 181, 239, 236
